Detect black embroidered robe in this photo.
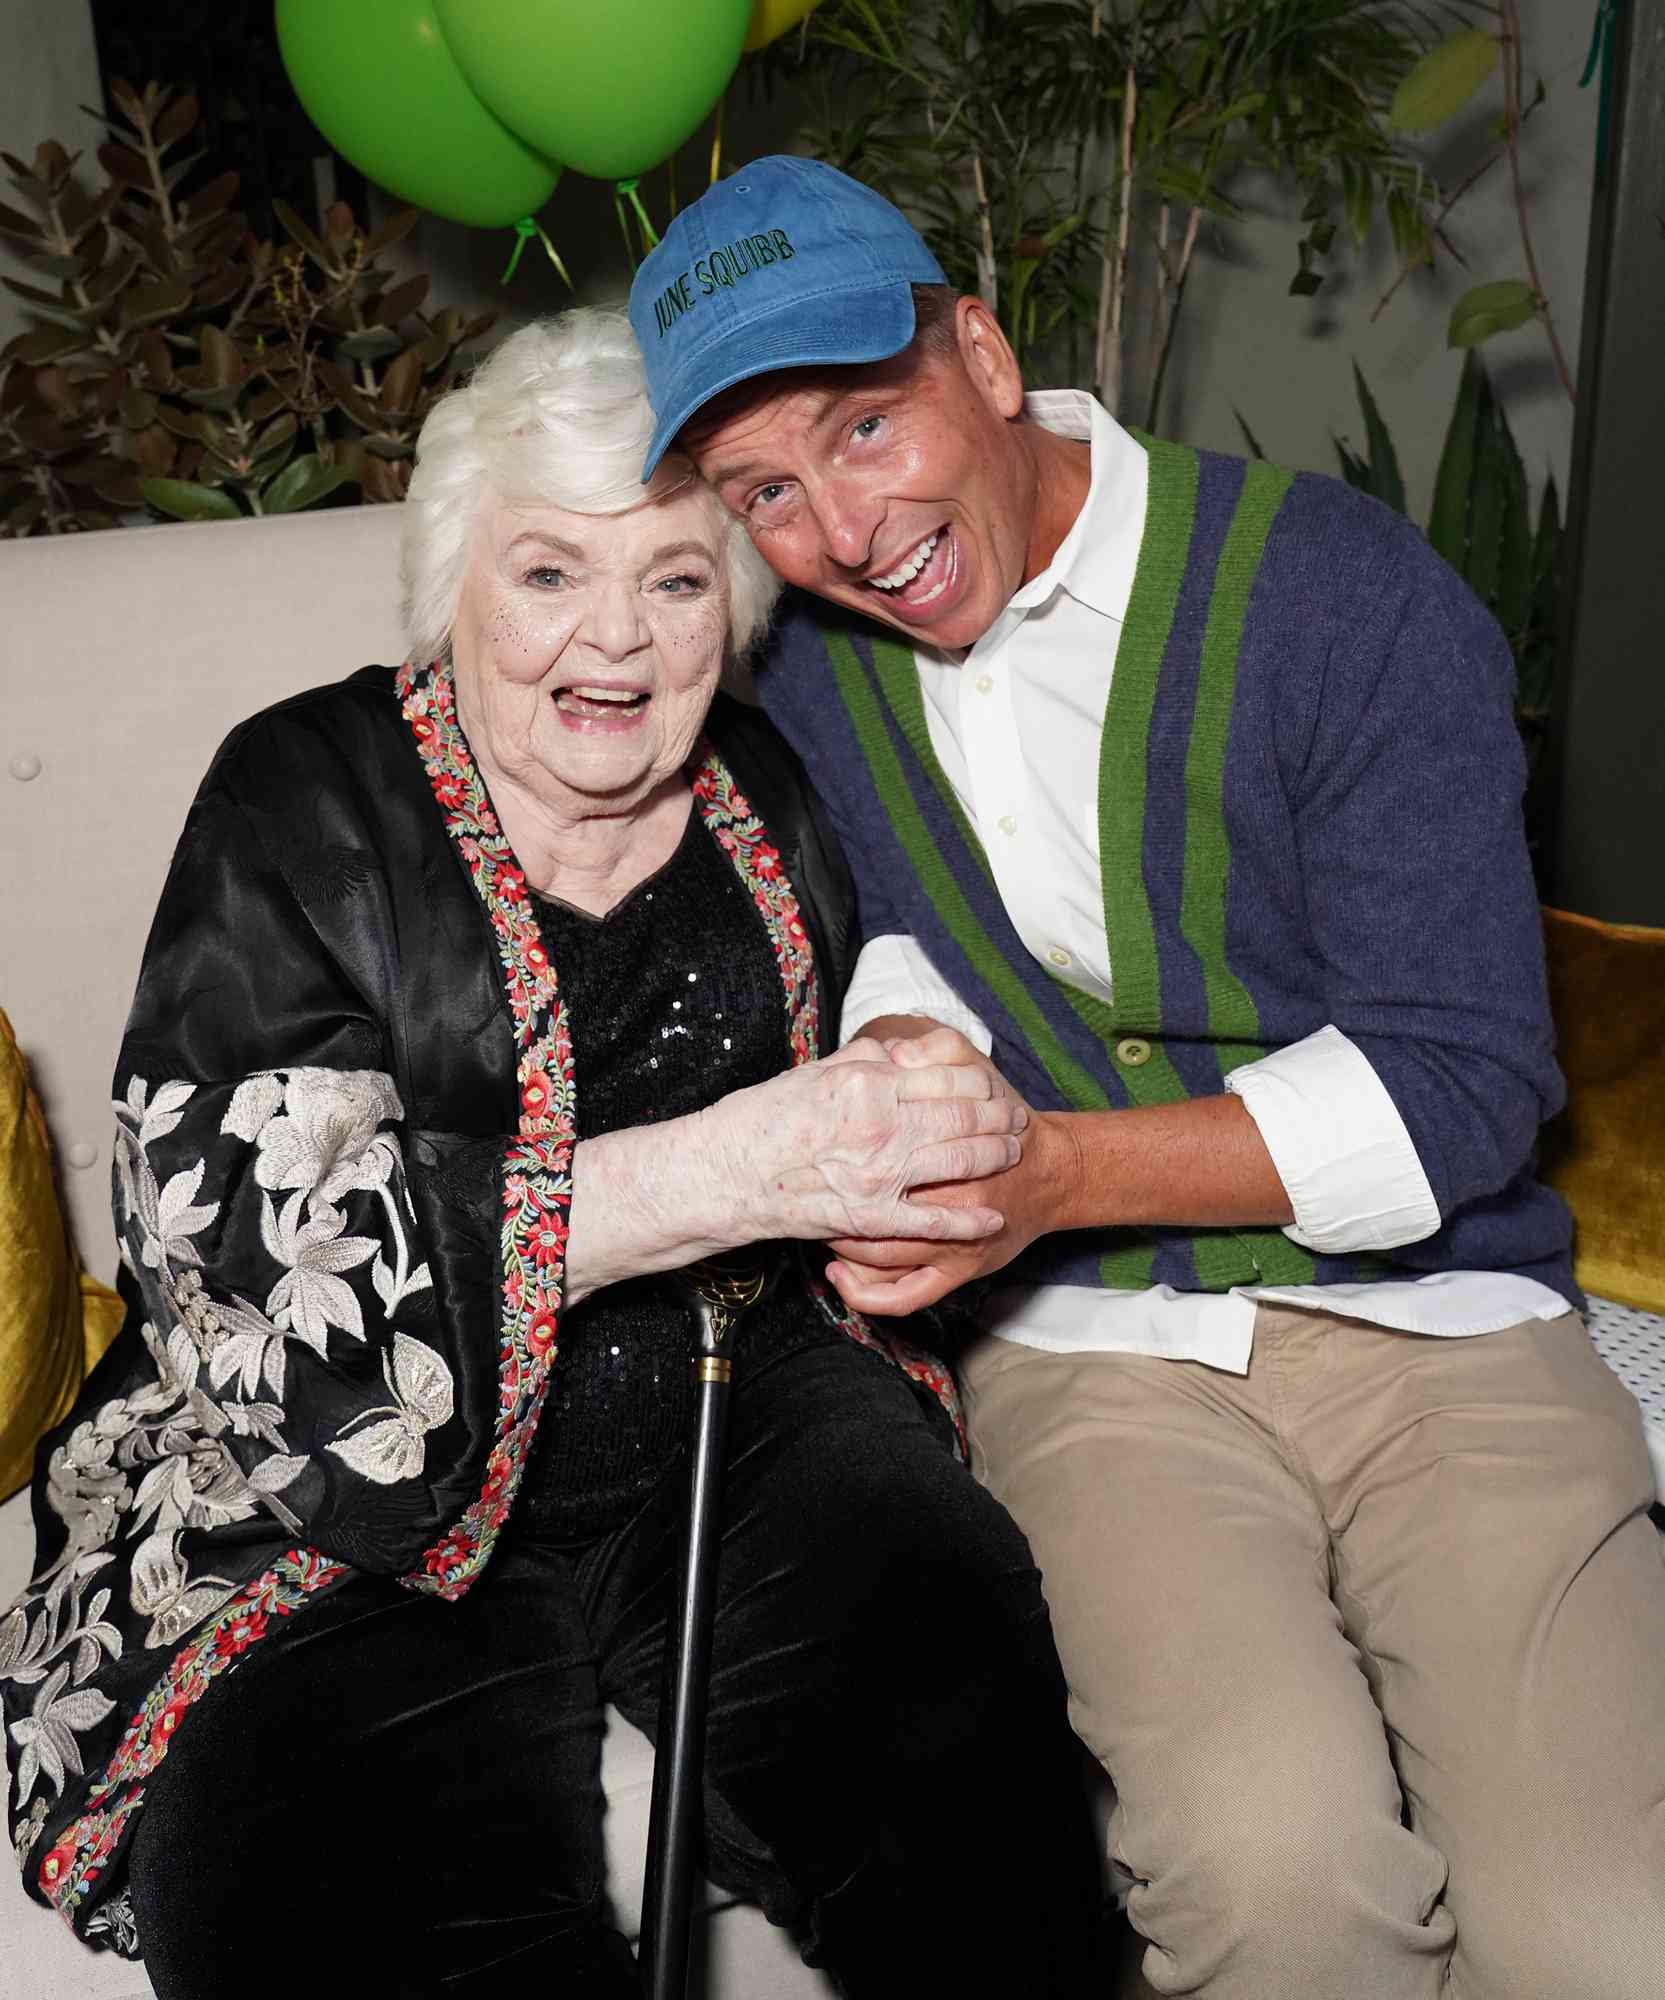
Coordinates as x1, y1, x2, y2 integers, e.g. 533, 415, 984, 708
1, 660, 960, 1953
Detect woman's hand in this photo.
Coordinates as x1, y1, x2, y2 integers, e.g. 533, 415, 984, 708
700, 1039, 1027, 1246
564, 1044, 1027, 1307
824, 1028, 1057, 1315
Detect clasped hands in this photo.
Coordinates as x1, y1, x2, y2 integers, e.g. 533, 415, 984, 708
824, 1026, 1058, 1318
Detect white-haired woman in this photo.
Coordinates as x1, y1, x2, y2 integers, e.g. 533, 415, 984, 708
3, 312, 1102, 1995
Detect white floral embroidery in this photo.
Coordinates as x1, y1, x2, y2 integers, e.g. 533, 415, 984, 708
238, 1068, 403, 1201
127, 1531, 237, 1650
84, 1885, 139, 1954
8, 1660, 116, 1804
328, 1333, 454, 1485
3, 1065, 433, 1824
260, 1189, 379, 1349
13, 1794, 47, 1868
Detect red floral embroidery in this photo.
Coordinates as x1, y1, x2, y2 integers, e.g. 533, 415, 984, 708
689, 740, 819, 1070
37, 1842, 75, 1895
396, 657, 575, 1602
43, 1551, 347, 1924
212, 1606, 269, 1660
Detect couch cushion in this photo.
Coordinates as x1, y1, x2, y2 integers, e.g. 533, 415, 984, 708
0, 507, 408, 1287
1541, 907, 1665, 1313
0, 1011, 122, 1498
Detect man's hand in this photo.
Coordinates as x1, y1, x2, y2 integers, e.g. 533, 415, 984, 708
828, 1023, 1297, 1316
827, 1027, 1064, 1315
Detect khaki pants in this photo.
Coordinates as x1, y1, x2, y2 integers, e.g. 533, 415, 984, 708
961, 1305, 1665, 1999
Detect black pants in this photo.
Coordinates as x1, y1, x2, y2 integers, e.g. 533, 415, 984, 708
128, 1339, 1104, 1995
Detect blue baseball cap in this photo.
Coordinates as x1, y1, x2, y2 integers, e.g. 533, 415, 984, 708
629, 155, 946, 480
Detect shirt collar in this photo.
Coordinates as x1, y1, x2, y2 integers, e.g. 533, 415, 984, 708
1007, 390, 1146, 624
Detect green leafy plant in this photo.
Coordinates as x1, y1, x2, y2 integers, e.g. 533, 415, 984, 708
0, 80, 495, 536
758, 1, 1470, 427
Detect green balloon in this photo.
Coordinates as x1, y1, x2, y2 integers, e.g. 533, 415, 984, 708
276, 0, 559, 228
433, 0, 751, 182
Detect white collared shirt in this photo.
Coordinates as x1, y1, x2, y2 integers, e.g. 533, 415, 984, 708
840, 390, 1569, 1371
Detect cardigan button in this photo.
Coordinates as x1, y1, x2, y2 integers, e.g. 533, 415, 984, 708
1115, 1036, 1153, 1067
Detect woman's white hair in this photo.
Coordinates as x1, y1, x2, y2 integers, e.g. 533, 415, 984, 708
400, 307, 781, 666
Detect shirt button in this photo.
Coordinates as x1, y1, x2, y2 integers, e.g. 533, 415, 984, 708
975, 673, 994, 694
1115, 1036, 1153, 1067
997, 814, 1017, 836
1047, 947, 1071, 968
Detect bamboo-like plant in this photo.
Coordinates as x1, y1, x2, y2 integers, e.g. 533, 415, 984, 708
762, 0, 1470, 426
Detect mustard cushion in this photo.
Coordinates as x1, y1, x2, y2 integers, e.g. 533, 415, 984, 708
0, 1010, 124, 1499
1540, 908, 1665, 1315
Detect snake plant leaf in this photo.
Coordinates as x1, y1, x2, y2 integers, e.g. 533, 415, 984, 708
1350, 364, 1407, 518
1517, 477, 1563, 714
1389, 30, 1499, 136
1448, 279, 1539, 349
1428, 352, 1485, 573
1233, 408, 1268, 462
1464, 369, 1507, 608
1493, 406, 1533, 645
141, 477, 242, 522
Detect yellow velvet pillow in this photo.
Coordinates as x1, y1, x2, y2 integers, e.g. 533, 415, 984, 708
1540, 908, 1665, 1315
0, 1010, 125, 1499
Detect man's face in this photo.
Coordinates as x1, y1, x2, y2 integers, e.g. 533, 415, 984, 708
683, 302, 1036, 652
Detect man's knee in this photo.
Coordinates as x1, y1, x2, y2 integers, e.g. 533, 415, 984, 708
1450, 1841, 1665, 2000
1123, 1783, 1452, 1995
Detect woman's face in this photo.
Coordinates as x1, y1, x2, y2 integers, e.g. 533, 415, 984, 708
450, 479, 730, 821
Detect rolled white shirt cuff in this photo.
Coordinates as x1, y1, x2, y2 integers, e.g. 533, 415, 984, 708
1225, 1024, 1441, 1255
839, 934, 995, 1054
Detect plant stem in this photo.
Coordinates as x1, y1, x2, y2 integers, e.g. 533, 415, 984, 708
1096, 60, 1137, 416
1498, 0, 1575, 402
1070, 0, 1107, 388
1147, 203, 1201, 432
971, 149, 998, 316
1146, 200, 1171, 408
1369, 142, 1506, 323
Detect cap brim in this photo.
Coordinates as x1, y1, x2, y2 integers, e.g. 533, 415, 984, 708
640, 280, 918, 481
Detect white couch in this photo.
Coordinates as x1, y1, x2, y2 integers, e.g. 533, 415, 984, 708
0, 507, 835, 1999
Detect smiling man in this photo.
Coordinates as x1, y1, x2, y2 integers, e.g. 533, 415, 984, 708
627, 158, 1665, 2000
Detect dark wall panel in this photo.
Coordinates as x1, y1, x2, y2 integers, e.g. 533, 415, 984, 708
1551, 0, 1665, 925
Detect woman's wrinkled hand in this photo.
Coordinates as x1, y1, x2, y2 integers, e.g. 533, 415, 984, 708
697, 1039, 1028, 1247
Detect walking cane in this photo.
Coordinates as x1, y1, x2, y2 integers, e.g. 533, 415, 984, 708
639, 1260, 766, 2000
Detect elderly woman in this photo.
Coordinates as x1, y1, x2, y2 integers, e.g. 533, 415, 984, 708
2, 312, 1102, 1995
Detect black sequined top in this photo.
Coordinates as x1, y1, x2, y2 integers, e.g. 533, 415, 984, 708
516, 803, 840, 1539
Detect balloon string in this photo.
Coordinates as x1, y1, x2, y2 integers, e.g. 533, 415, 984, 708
501, 215, 572, 290
614, 187, 638, 273
616, 179, 660, 252
709, 93, 726, 185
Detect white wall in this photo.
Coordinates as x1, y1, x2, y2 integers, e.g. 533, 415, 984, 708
0, 0, 103, 351
1164, 0, 1595, 518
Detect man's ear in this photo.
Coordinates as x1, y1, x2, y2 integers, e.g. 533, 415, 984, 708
954, 296, 1025, 421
